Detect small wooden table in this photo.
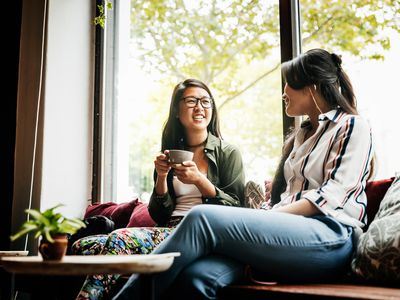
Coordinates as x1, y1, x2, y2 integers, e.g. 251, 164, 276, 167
1, 253, 180, 300
0, 251, 29, 299
0, 251, 28, 257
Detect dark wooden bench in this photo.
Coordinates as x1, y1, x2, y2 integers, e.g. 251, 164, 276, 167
219, 282, 400, 300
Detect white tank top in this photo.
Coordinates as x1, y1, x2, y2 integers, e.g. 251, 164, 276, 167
171, 176, 203, 217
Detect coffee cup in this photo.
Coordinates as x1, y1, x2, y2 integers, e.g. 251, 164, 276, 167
168, 150, 194, 164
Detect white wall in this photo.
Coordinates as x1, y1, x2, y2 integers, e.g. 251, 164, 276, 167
12, 0, 94, 251
41, 0, 94, 217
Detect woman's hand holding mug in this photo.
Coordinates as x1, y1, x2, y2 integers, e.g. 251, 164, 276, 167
154, 150, 171, 178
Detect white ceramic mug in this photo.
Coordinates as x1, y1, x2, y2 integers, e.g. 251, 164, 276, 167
168, 150, 194, 164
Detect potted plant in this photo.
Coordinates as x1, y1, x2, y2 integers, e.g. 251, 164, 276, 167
10, 204, 86, 260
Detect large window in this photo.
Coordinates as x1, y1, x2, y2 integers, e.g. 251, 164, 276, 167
102, 0, 283, 202
101, 0, 399, 203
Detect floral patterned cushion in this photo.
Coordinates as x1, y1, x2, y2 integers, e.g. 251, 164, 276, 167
351, 176, 400, 283
374, 176, 400, 219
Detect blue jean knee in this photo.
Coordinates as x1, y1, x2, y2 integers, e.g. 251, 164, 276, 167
165, 254, 245, 300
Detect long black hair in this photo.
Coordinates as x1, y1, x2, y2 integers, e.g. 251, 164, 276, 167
270, 48, 374, 205
161, 78, 221, 151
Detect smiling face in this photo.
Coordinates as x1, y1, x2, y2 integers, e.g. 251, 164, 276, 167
178, 87, 213, 133
283, 83, 313, 117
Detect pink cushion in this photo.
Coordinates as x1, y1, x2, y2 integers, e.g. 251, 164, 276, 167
127, 202, 156, 227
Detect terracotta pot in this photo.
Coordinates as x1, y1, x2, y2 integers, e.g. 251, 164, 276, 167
39, 234, 68, 260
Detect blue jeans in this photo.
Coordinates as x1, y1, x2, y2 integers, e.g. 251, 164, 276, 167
113, 205, 354, 300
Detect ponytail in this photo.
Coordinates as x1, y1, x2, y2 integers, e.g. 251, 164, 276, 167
336, 70, 357, 113
277, 49, 376, 201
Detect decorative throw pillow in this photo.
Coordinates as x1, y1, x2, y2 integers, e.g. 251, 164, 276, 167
110, 198, 139, 228
364, 177, 394, 227
84, 199, 138, 228
127, 202, 156, 227
374, 177, 400, 219
84, 202, 117, 218
351, 176, 400, 283
244, 181, 267, 209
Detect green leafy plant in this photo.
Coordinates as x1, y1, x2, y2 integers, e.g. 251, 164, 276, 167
93, 1, 113, 29
10, 204, 86, 243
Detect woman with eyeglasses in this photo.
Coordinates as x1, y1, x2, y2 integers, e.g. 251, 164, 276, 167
74, 78, 245, 300
149, 78, 245, 227
112, 49, 374, 300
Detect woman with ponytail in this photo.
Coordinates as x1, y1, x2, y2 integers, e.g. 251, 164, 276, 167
113, 49, 375, 300
269, 49, 374, 206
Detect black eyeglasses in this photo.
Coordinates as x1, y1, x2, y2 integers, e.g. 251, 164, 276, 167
181, 96, 213, 109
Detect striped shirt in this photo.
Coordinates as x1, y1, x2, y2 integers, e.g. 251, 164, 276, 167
274, 109, 373, 228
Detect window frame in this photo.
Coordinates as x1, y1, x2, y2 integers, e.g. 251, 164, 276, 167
91, 0, 300, 203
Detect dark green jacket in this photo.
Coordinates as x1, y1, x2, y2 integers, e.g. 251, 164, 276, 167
148, 133, 245, 226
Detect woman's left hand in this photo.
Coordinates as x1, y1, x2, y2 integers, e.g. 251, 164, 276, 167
172, 161, 203, 185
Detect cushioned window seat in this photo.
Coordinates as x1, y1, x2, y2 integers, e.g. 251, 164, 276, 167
77, 176, 400, 300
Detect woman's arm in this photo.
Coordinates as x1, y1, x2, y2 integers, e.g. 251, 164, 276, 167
153, 151, 170, 195
302, 116, 373, 219
148, 152, 174, 225
148, 174, 174, 226
208, 144, 246, 207
273, 199, 320, 216
154, 174, 168, 196
172, 143, 245, 207
172, 161, 217, 198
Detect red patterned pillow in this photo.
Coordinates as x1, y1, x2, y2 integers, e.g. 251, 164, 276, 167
84, 202, 117, 219
84, 199, 139, 229
110, 199, 139, 228
126, 202, 156, 227
365, 177, 394, 227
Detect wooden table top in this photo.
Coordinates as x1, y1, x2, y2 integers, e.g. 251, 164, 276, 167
0, 251, 29, 257
0, 252, 180, 275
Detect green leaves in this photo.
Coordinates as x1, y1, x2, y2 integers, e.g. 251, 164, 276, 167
93, 1, 113, 29
130, 0, 399, 87
131, 0, 279, 84
126, 0, 400, 190
10, 204, 86, 244
301, 0, 400, 59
